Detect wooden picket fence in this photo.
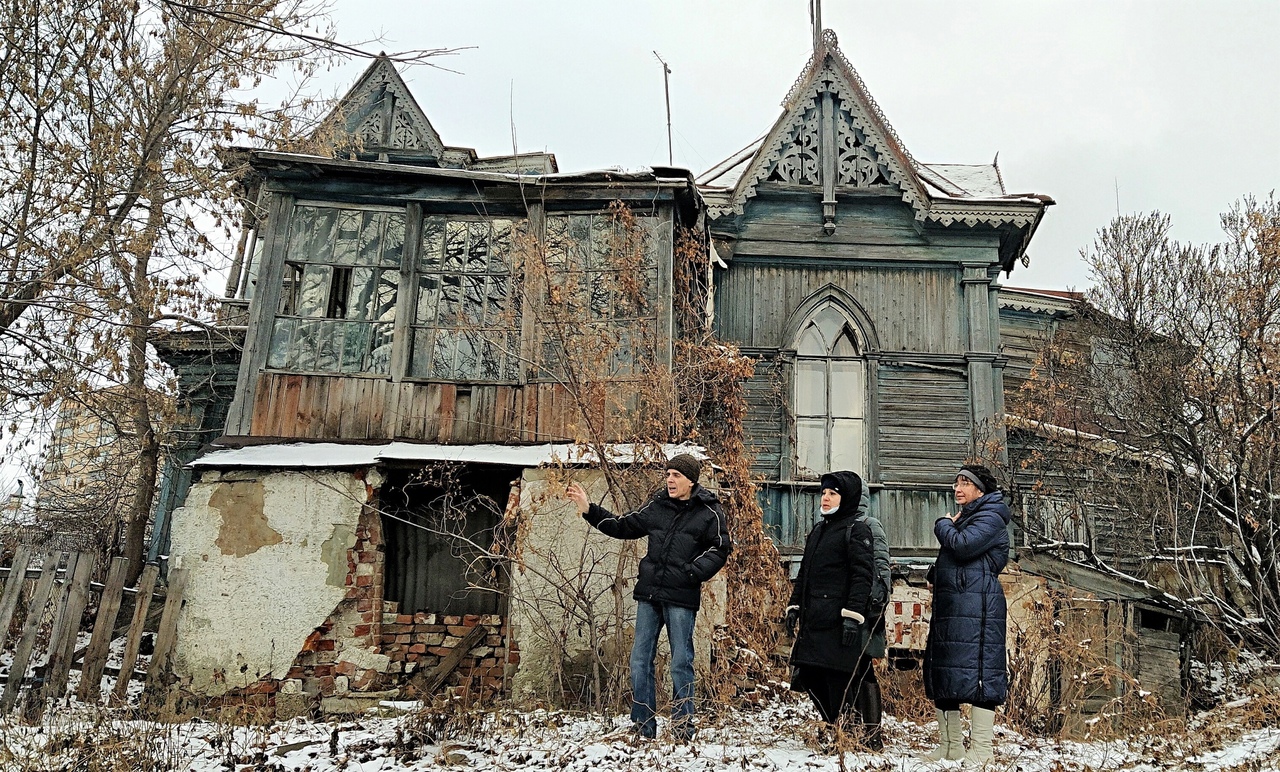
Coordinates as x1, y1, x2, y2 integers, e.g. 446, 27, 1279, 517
0, 545, 188, 717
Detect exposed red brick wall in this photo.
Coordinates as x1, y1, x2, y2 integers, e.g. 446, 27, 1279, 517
224, 499, 514, 712
381, 610, 512, 696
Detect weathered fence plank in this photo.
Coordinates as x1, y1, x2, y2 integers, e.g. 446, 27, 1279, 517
77, 557, 130, 702
0, 545, 33, 653
0, 551, 62, 712
112, 563, 159, 702
143, 568, 188, 699
38, 552, 96, 709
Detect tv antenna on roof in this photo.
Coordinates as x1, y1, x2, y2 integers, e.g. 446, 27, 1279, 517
653, 51, 673, 166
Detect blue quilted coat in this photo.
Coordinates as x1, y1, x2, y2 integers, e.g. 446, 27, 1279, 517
924, 490, 1011, 705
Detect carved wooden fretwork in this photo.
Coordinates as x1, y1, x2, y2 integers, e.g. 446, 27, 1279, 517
390, 110, 422, 150
764, 81, 891, 190
357, 113, 384, 147
322, 57, 446, 160
834, 106, 888, 187
768, 107, 821, 184
713, 32, 931, 222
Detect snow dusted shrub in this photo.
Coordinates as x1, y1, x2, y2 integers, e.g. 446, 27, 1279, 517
1003, 586, 1177, 740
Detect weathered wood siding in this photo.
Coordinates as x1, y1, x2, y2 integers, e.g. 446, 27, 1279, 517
716, 263, 968, 353
876, 362, 971, 483
249, 372, 610, 443
875, 487, 956, 554
999, 309, 1054, 396
742, 356, 786, 479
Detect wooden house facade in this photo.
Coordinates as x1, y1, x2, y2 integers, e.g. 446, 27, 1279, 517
698, 32, 1051, 557
158, 59, 717, 710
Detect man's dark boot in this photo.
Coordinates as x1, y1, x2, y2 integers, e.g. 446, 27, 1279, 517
858, 680, 884, 751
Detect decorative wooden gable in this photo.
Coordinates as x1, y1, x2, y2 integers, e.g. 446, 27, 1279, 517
716, 31, 930, 229
325, 57, 446, 162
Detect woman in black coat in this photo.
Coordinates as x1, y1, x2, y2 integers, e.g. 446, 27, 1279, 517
922, 464, 1011, 765
785, 471, 881, 747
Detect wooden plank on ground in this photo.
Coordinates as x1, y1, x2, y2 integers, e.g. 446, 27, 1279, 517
112, 563, 159, 702
0, 545, 33, 654
77, 556, 130, 702
0, 551, 62, 713
143, 568, 188, 698
39, 551, 96, 707
407, 624, 486, 697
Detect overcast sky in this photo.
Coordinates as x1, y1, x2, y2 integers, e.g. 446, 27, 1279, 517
315, 0, 1280, 291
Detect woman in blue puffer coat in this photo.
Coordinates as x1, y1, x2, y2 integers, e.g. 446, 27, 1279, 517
922, 464, 1010, 766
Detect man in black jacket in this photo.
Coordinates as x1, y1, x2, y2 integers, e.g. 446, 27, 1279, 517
566, 454, 732, 741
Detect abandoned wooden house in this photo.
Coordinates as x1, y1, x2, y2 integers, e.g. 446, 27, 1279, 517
146, 33, 1201, 718
156, 57, 718, 713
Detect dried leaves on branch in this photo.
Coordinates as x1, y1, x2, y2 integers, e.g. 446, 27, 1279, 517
1012, 198, 1280, 654
0, 0, 346, 577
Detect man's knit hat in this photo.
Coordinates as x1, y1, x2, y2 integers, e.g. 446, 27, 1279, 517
666, 454, 702, 485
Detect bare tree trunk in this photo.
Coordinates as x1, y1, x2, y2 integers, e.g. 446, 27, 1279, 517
120, 179, 164, 586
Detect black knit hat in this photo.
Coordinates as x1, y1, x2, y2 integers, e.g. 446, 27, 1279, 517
666, 454, 701, 485
957, 464, 1000, 494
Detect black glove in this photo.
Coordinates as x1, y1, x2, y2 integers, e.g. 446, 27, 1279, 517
784, 606, 799, 637
842, 617, 862, 647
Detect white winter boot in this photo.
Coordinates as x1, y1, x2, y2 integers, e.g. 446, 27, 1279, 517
922, 709, 964, 761
965, 707, 996, 766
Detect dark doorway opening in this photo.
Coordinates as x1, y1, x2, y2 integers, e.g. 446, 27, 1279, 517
381, 464, 519, 616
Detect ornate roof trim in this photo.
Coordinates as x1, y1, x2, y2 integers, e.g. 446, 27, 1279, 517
711, 30, 928, 220
321, 57, 446, 160
705, 30, 1051, 236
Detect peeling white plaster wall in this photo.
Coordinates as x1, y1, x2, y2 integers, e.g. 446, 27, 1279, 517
509, 469, 726, 702
168, 468, 370, 695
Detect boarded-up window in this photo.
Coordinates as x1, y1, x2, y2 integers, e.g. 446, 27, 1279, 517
268, 204, 405, 375
793, 303, 867, 478
410, 218, 523, 381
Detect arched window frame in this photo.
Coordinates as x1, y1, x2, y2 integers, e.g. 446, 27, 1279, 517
785, 291, 876, 480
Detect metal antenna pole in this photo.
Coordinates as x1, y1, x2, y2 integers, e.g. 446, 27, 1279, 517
654, 51, 673, 165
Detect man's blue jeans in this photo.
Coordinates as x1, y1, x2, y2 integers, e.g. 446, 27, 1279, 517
630, 600, 696, 739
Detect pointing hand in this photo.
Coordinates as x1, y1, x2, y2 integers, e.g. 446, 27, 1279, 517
566, 482, 590, 515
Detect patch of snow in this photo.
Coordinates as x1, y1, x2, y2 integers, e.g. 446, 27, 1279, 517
192, 441, 711, 470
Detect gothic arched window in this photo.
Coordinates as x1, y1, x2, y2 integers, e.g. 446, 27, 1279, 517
793, 303, 867, 478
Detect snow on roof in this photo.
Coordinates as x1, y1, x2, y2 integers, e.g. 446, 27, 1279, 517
998, 286, 1083, 314
921, 164, 1006, 198
190, 441, 709, 470
248, 150, 692, 188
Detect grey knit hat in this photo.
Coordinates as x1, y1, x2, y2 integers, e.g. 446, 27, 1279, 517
666, 454, 702, 485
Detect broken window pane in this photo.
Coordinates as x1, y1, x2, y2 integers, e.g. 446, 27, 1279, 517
797, 324, 826, 356
333, 210, 360, 265
832, 328, 858, 357
271, 204, 404, 376
410, 216, 523, 382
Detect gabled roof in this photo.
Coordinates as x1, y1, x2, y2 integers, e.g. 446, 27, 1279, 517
323, 57, 447, 160
700, 30, 1052, 233
315, 58, 558, 173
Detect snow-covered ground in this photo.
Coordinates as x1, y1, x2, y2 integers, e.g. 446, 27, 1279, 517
0, 694, 1276, 771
